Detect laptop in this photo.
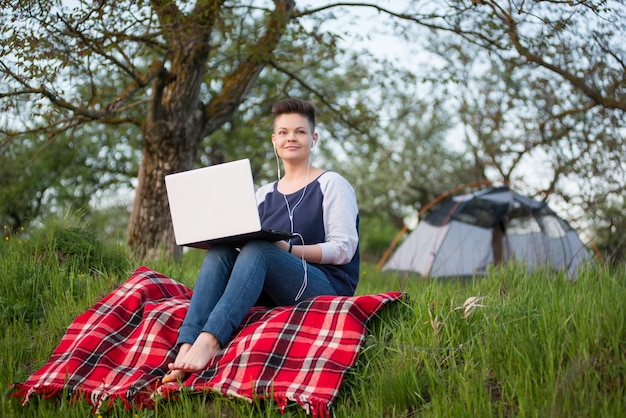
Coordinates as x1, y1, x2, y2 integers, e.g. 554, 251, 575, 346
165, 158, 293, 249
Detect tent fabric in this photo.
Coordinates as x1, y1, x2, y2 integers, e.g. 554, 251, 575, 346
383, 187, 590, 278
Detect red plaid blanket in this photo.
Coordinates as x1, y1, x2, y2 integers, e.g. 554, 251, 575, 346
13, 266, 402, 417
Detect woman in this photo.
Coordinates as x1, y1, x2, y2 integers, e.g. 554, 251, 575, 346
163, 98, 360, 383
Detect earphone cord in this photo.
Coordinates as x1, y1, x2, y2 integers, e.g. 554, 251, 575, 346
274, 148, 310, 301
292, 232, 308, 301
284, 164, 309, 226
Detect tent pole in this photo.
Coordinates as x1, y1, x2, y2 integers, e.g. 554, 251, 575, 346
375, 224, 410, 271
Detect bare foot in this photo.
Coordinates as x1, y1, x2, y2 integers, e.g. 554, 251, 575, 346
169, 332, 222, 373
162, 343, 191, 383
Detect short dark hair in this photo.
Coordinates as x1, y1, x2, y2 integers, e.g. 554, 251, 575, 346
271, 98, 316, 132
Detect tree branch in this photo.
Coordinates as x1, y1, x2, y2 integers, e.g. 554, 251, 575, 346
56, 13, 146, 85
106, 60, 165, 113
484, 0, 626, 111
202, 0, 295, 135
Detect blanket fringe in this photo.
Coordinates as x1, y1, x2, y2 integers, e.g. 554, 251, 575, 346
309, 398, 330, 418
11, 382, 157, 413
274, 392, 288, 413
11, 384, 63, 405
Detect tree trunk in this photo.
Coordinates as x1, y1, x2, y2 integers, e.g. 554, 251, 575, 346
126, 120, 199, 260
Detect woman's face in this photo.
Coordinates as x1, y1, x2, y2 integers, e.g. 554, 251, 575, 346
272, 113, 317, 162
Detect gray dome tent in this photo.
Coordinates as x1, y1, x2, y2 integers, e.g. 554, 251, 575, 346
382, 187, 590, 278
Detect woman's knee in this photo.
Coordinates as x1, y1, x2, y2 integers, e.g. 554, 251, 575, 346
198, 245, 238, 275
236, 240, 284, 267
245, 239, 275, 249
205, 245, 239, 259
239, 240, 277, 256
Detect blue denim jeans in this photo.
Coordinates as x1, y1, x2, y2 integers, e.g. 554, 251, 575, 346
177, 240, 338, 347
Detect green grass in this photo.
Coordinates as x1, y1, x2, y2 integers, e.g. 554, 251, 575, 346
1, 219, 625, 417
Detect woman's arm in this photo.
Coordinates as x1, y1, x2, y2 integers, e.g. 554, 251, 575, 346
317, 173, 359, 265
274, 239, 324, 263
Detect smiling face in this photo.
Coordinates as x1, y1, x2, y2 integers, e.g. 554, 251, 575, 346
272, 113, 318, 162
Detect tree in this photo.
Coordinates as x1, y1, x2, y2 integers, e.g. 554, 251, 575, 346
332, 79, 484, 227
2, 0, 444, 259
3, 0, 303, 258
415, 1, 626, 202
2, 1, 410, 258
2, 0, 624, 260
586, 195, 626, 266
0, 123, 140, 237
